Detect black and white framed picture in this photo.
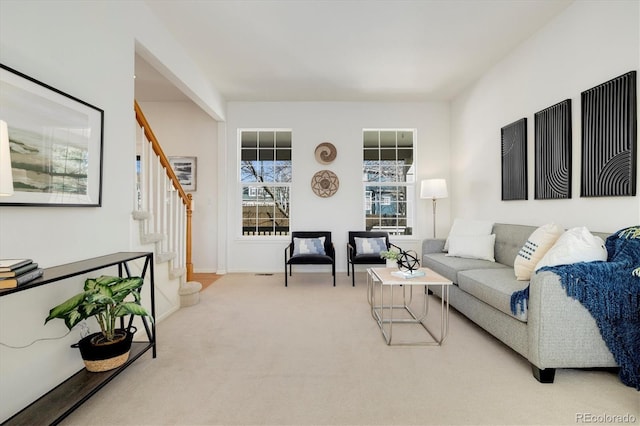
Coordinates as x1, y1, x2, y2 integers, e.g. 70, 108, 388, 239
0, 63, 104, 206
501, 118, 528, 201
535, 99, 572, 200
169, 156, 197, 191
581, 71, 637, 197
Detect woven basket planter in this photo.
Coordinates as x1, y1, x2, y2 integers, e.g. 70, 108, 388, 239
72, 327, 136, 372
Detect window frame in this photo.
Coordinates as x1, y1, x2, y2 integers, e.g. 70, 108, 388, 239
238, 128, 292, 239
362, 128, 417, 237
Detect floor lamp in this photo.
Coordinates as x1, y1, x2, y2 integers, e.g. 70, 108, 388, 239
420, 179, 448, 238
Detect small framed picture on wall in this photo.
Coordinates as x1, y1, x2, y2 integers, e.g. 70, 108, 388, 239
168, 156, 197, 191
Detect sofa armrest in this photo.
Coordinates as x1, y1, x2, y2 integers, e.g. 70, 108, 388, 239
527, 270, 616, 369
422, 238, 446, 254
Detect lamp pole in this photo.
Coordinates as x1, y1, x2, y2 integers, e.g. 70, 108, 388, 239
420, 178, 448, 239
431, 197, 437, 238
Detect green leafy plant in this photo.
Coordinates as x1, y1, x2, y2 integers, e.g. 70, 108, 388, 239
45, 275, 153, 342
380, 249, 400, 260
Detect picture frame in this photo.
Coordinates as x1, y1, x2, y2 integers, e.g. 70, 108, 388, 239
535, 99, 572, 200
581, 71, 637, 197
0, 64, 104, 207
501, 118, 528, 201
168, 156, 197, 191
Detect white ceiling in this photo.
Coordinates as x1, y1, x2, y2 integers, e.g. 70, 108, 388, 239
136, 0, 573, 103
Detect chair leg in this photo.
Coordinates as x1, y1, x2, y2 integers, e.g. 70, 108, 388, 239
284, 262, 288, 287
333, 264, 336, 287
351, 264, 355, 287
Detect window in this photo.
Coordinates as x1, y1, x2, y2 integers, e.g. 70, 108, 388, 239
363, 129, 415, 236
240, 130, 291, 236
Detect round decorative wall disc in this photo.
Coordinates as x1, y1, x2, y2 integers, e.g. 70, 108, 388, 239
311, 170, 339, 198
314, 142, 337, 164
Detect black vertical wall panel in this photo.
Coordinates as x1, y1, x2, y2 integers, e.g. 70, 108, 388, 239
535, 99, 572, 199
501, 118, 527, 201
581, 71, 637, 197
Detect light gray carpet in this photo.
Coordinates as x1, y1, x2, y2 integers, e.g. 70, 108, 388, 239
62, 272, 639, 425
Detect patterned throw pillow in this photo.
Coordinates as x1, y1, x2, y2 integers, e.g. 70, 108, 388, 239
354, 237, 387, 255
292, 237, 326, 256
514, 223, 563, 280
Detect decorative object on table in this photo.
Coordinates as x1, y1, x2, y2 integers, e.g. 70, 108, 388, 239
501, 118, 528, 201
314, 142, 337, 164
311, 169, 339, 197
581, 71, 637, 197
168, 156, 197, 191
397, 250, 420, 273
0, 119, 13, 196
420, 178, 448, 238
535, 99, 572, 199
0, 64, 104, 206
45, 275, 153, 372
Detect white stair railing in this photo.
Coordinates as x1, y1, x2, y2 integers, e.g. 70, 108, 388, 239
133, 101, 193, 281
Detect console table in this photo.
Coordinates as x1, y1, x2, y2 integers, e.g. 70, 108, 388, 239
0, 252, 156, 426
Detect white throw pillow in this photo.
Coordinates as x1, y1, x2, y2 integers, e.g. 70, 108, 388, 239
535, 227, 607, 270
513, 223, 564, 280
446, 234, 496, 262
444, 218, 494, 251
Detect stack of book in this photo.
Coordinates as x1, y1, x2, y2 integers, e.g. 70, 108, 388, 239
0, 259, 44, 289
391, 269, 426, 279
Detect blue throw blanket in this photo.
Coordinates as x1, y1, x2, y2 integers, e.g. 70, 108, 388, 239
511, 226, 640, 389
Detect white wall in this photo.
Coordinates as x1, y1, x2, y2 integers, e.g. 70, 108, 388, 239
0, 2, 136, 421
0, 1, 223, 421
138, 101, 219, 272
224, 102, 450, 273
450, 0, 640, 233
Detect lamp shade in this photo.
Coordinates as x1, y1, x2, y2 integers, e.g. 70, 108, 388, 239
420, 178, 447, 199
0, 120, 14, 196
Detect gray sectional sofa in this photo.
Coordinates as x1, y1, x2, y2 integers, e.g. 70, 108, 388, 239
422, 223, 617, 383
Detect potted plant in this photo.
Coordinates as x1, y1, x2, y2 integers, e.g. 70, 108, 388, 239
380, 249, 401, 268
45, 275, 153, 372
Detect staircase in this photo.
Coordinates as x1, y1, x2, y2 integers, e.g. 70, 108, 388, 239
133, 101, 201, 309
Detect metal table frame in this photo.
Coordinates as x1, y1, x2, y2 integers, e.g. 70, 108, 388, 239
367, 267, 452, 346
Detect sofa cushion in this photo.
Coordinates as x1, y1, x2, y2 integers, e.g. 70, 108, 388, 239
513, 223, 563, 281
444, 218, 493, 251
423, 252, 508, 283
535, 227, 607, 270
492, 223, 537, 266
446, 234, 496, 262
458, 268, 529, 322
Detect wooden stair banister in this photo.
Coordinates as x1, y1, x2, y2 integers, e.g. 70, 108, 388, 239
134, 100, 194, 281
